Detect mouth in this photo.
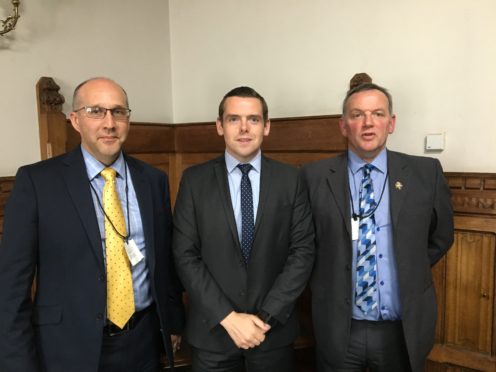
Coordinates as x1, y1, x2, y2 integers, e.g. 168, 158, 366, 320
362, 132, 375, 140
99, 136, 119, 143
237, 138, 252, 143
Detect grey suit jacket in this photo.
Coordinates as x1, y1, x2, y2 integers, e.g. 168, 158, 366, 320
173, 155, 315, 352
0, 147, 184, 372
301, 150, 454, 372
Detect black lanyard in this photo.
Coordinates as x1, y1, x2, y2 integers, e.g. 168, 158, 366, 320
348, 167, 388, 221
89, 164, 131, 241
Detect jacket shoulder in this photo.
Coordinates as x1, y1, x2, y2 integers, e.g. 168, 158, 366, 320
301, 153, 345, 176
388, 150, 442, 170
181, 156, 223, 179
263, 156, 299, 177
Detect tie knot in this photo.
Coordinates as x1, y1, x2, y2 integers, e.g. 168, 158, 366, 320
362, 164, 374, 177
237, 163, 253, 175
101, 167, 117, 182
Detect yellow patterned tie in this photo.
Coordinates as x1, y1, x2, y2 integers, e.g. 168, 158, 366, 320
101, 167, 135, 329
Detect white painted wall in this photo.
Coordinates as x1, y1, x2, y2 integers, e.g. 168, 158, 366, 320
1, 0, 494, 175
0, 0, 173, 176
169, 0, 496, 172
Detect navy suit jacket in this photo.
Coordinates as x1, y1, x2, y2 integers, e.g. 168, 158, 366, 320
173, 155, 315, 352
302, 150, 454, 372
0, 147, 184, 372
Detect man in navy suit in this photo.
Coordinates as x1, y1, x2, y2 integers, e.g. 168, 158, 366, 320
173, 86, 315, 371
302, 83, 454, 372
0, 77, 184, 372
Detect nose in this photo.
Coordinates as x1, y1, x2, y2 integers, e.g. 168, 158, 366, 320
240, 118, 248, 132
364, 111, 373, 126
102, 109, 117, 128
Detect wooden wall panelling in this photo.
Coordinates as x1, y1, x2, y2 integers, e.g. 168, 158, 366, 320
428, 173, 496, 372
446, 225, 494, 353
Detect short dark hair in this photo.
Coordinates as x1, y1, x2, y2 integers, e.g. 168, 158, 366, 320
342, 82, 393, 115
218, 86, 269, 123
72, 77, 129, 110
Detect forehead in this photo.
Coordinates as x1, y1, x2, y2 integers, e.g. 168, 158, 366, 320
223, 96, 263, 116
77, 80, 127, 105
346, 89, 389, 111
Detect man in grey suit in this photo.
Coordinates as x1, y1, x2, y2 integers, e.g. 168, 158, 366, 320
173, 86, 315, 371
302, 83, 454, 372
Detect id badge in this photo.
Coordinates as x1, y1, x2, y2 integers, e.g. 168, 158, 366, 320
351, 218, 359, 241
124, 239, 144, 266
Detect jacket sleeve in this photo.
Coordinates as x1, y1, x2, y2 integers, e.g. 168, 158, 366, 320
172, 170, 234, 329
162, 173, 185, 334
428, 159, 454, 266
0, 167, 40, 371
259, 172, 315, 324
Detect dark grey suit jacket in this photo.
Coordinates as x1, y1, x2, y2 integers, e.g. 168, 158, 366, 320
301, 150, 454, 372
173, 155, 315, 352
0, 147, 184, 372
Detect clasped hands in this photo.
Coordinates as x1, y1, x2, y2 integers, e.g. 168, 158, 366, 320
220, 311, 271, 349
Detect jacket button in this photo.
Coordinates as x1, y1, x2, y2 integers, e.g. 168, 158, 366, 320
345, 298, 350, 304
239, 291, 245, 297
96, 313, 103, 320
346, 264, 351, 271
98, 275, 105, 282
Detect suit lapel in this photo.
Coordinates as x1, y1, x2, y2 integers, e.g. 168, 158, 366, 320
254, 156, 270, 236
326, 154, 352, 238
388, 151, 411, 228
126, 156, 156, 274
62, 148, 104, 272
213, 157, 240, 248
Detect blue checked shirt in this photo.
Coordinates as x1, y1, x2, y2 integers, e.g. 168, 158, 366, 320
348, 148, 402, 321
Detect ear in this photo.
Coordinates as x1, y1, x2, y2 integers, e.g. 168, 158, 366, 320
215, 118, 224, 136
263, 119, 271, 136
338, 117, 348, 138
69, 111, 81, 134
388, 114, 396, 134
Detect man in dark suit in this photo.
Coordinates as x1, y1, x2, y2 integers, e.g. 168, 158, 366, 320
173, 86, 315, 371
302, 83, 454, 372
0, 77, 184, 372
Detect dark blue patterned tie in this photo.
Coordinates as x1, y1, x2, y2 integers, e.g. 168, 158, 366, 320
237, 164, 254, 265
355, 164, 378, 313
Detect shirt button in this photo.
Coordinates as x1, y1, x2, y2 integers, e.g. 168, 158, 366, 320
376, 227, 381, 231
379, 254, 383, 259
380, 281, 384, 285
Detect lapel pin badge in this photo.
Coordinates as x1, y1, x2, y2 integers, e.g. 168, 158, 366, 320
395, 181, 403, 190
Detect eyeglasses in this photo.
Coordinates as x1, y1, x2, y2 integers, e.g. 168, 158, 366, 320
74, 106, 131, 121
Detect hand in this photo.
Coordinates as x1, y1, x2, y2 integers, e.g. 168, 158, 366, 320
220, 311, 271, 349
171, 334, 182, 353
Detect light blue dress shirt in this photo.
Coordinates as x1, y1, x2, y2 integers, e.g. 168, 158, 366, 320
81, 146, 152, 312
348, 148, 402, 321
225, 151, 261, 241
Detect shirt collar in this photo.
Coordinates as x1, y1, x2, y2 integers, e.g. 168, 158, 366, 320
347, 148, 388, 175
81, 145, 126, 181
224, 150, 262, 174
